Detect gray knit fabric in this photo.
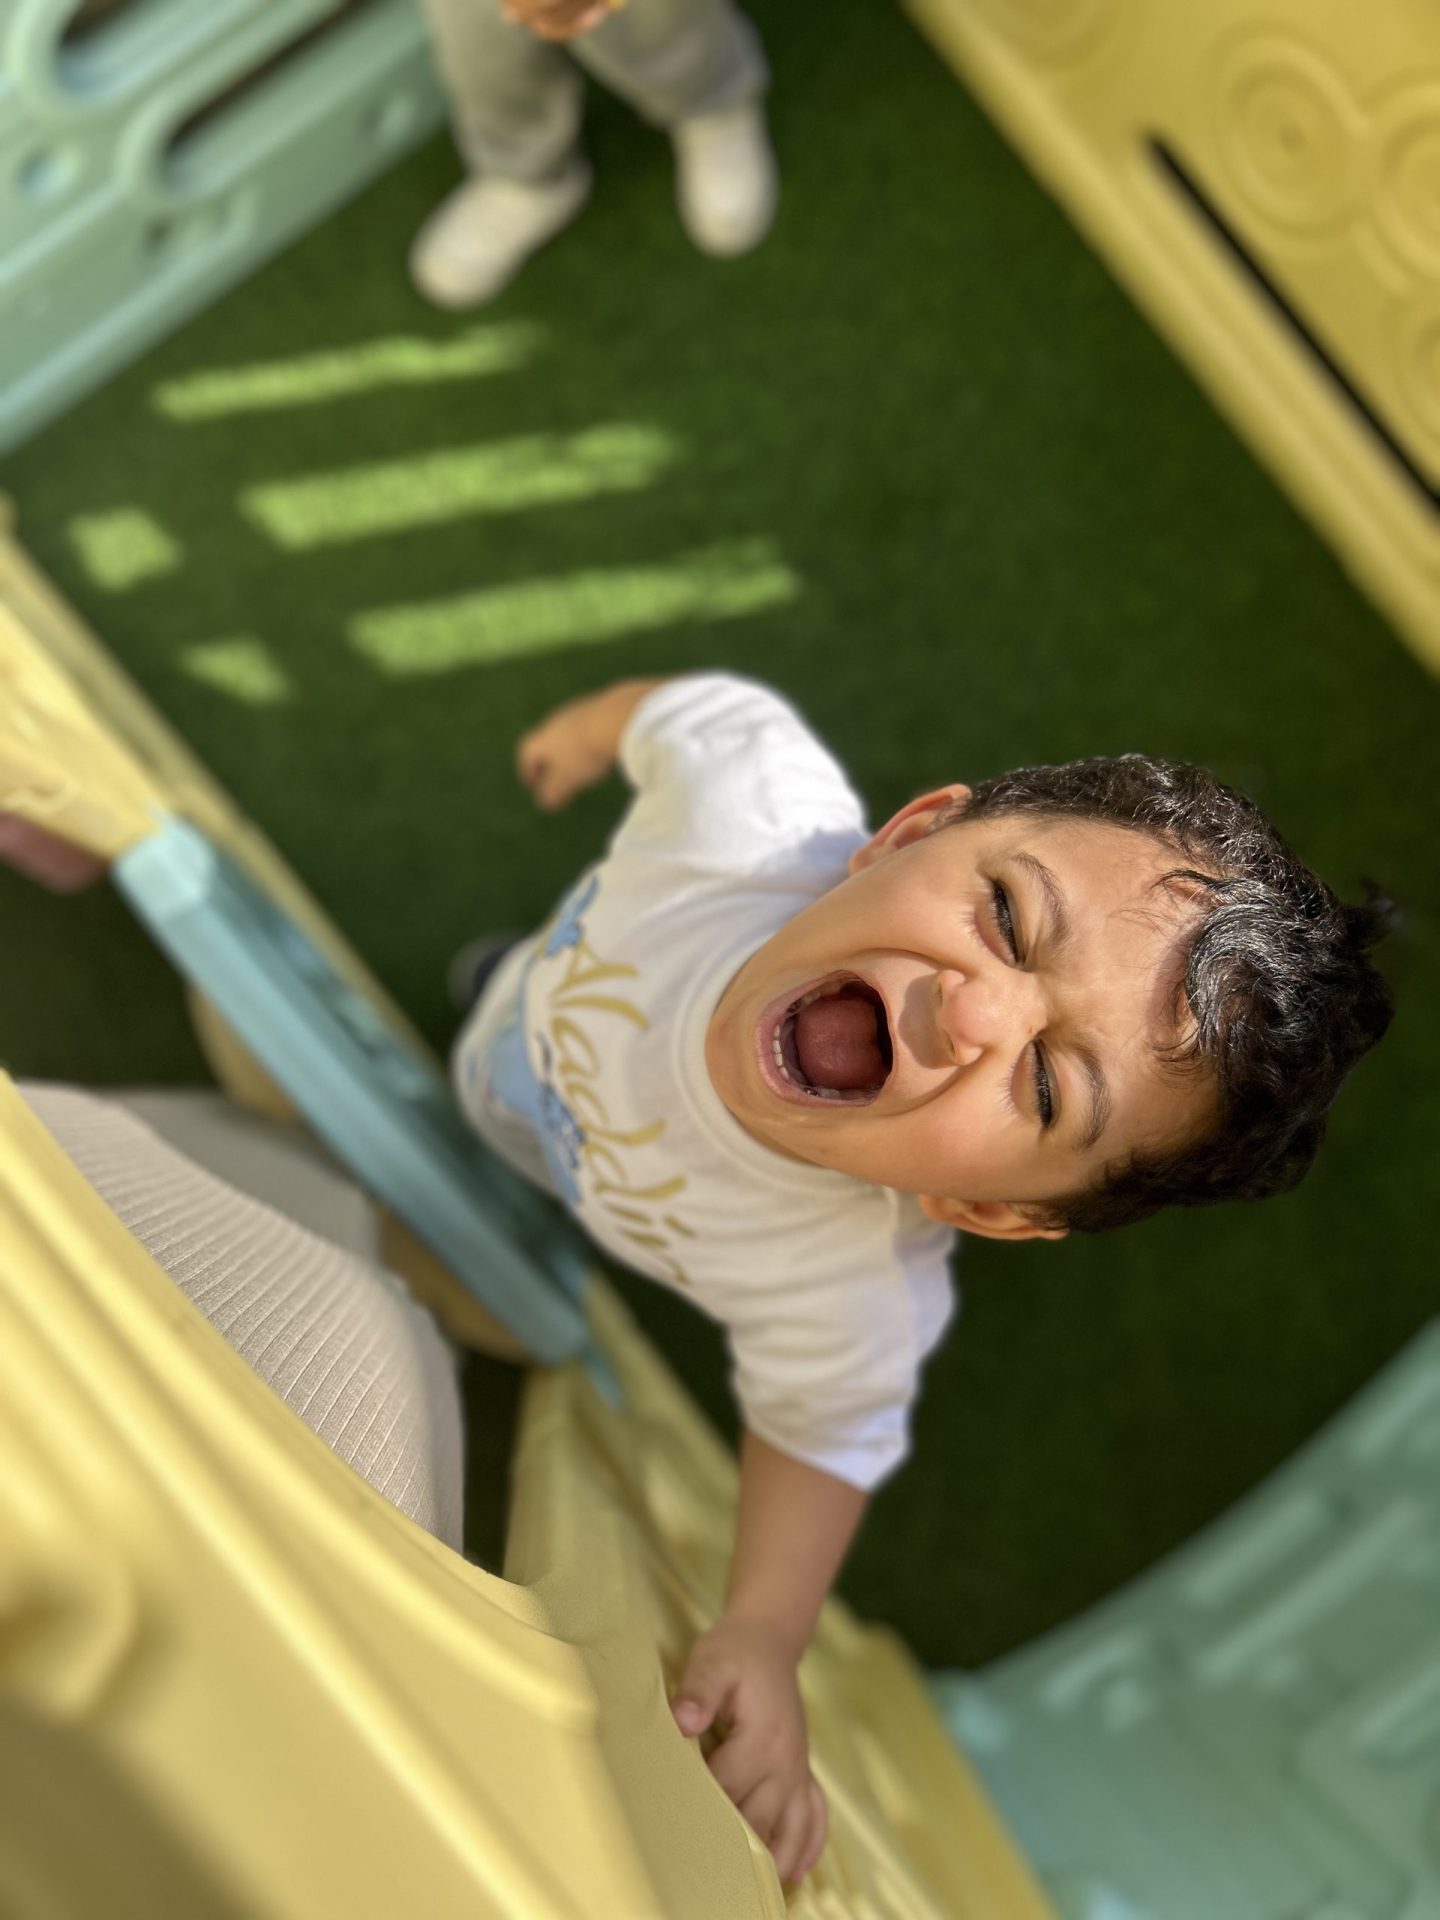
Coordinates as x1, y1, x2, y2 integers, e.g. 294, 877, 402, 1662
19, 1084, 465, 1552
109, 1089, 381, 1260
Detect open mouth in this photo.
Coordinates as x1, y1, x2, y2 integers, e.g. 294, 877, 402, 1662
762, 973, 894, 1104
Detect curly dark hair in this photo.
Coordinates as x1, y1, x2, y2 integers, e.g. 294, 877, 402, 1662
938, 756, 1394, 1232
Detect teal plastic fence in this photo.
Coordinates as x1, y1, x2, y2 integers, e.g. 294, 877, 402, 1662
0, 0, 444, 454
936, 1323, 1440, 1920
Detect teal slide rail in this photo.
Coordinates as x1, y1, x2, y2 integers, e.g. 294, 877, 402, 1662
114, 814, 602, 1377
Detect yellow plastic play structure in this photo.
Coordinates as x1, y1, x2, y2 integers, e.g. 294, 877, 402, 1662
5, 3, 1435, 1903
906, 0, 1440, 677
0, 505, 1055, 1917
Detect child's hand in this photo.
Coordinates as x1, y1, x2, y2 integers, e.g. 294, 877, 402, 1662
672, 1618, 829, 1886
516, 679, 667, 811
501, 0, 612, 42
0, 813, 108, 892
515, 701, 617, 810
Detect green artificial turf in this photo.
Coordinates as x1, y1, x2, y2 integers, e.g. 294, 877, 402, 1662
3, 0, 1437, 1667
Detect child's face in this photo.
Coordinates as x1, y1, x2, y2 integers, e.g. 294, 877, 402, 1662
704, 790, 1216, 1241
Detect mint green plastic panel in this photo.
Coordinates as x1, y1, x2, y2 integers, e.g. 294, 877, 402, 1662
112, 812, 613, 1387
936, 1325, 1440, 1920
0, 0, 445, 454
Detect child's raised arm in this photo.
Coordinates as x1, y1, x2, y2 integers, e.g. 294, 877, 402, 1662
515, 678, 668, 811
672, 1431, 867, 1885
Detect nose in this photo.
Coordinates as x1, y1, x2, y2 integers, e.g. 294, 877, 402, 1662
934, 967, 1039, 1067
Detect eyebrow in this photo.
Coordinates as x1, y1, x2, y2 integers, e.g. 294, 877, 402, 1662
1071, 1041, 1113, 1153
1011, 851, 1073, 958
1012, 850, 1112, 1152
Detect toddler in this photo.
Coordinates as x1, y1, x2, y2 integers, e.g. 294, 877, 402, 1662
412, 0, 774, 308
452, 672, 1392, 1884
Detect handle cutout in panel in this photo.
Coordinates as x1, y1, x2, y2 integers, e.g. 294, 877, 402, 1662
1150, 136, 1439, 515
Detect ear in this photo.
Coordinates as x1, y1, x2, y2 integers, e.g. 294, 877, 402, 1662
917, 1193, 1069, 1243
848, 784, 971, 876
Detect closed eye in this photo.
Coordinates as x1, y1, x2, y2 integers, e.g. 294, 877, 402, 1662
992, 882, 1056, 1129
1031, 1048, 1055, 1127
990, 880, 1020, 960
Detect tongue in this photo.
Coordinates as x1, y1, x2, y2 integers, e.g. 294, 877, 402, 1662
793, 994, 886, 1091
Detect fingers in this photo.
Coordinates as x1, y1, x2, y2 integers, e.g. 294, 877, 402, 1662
515, 732, 569, 811
706, 1728, 760, 1802
515, 739, 544, 796
671, 1695, 715, 1738
501, 0, 611, 39
737, 1774, 824, 1887
708, 1737, 826, 1886
738, 1780, 785, 1847
524, 758, 568, 811
555, 1, 611, 34
515, 713, 612, 810
670, 1623, 823, 1885
793, 1778, 829, 1882
672, 1645, 735, 1741
767, 1784, 815, 1887
0, 813, 108, 892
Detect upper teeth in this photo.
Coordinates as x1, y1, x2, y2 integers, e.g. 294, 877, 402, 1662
772, 979, 885, 1103
773, 987, 840, 1086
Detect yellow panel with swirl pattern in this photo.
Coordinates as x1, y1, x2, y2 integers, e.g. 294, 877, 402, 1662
906, 0, 1440, 672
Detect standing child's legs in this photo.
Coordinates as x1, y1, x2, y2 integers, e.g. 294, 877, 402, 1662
569, 0, 774, 257
421, 0, 587, 183
411, 0, 774, 308
412, 0, 593, 307
569, 0, 765, 128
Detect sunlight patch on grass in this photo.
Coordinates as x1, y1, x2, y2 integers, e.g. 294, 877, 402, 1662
241, 425, 679, 550
351, 540, 801, 675
181, 637, 294, 706
151, 326, 544, 421
68, 510, 182, 591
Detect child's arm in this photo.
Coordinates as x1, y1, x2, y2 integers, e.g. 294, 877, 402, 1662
673, 1431, 867, 1885
515, 677, 669, 811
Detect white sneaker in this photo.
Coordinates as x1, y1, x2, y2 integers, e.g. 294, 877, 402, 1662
672, 102, 777, 258
408, 163, 593, 309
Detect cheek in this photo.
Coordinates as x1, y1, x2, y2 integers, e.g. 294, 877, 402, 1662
918, 1076, 1022, 1170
